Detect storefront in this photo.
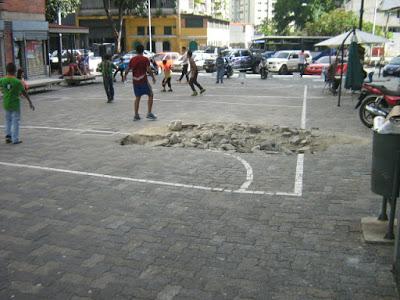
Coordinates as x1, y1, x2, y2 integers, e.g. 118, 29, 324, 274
12, 20, 48, 79
0, 21, 5, 76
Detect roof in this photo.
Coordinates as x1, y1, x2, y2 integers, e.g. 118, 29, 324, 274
253, 35, 332, 40
49, 24, 89, 34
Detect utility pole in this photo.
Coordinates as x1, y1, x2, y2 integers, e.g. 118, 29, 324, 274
148, 0, 152, 52
359, 0, 364, 30
57, 3, 63, 74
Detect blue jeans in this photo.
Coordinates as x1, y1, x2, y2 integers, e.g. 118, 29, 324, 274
5, 110, 20, 143
217, 68, 224, 83
103, 76, 114, 101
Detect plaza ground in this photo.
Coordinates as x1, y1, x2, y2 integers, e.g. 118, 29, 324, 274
0, 72, 398, 299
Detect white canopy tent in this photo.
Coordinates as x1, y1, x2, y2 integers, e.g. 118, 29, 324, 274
379, 0, 400, 11
315, 29, 389, 47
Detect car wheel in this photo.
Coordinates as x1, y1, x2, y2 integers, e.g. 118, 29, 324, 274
205, 69, 212, 73
279, 65, 288, 75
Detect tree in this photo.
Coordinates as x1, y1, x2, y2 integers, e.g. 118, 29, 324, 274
102, 0, 147, 54
45, 0, 81, 23
305, 9, 357, 36
259, 18, 277, 36
305, 9, 388, 37
273, 0, 344, 34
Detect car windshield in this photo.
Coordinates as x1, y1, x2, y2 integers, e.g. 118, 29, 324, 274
273, 52, 290, 59
390, 57, 400, 65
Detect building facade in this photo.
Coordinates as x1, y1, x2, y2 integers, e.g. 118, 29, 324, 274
344, 0, 400, 56
231, 0, 277, 26
0, 0, 48, 78
77, 0, 230, 53
229, 22, 255, 48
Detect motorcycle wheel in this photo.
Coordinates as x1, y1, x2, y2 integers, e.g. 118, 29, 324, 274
359, 95, 380, 128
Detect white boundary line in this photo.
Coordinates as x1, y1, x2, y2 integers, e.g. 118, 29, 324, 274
292, 85, 308, 197
0, 125, 131, 136
0, 161, 280, 196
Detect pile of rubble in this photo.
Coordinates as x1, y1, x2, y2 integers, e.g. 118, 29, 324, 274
121, 121, 327, 154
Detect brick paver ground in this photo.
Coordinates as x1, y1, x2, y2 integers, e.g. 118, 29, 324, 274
0, 73, 398, 299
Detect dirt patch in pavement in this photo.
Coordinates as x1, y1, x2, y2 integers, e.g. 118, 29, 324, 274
120, 121, 368, 155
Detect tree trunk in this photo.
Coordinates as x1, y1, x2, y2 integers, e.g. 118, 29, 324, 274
103, 0, 121, 53
116, 4, 124, 54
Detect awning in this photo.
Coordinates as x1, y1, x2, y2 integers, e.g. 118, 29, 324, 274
48, 24, 89, 35
12, 20, 48, 41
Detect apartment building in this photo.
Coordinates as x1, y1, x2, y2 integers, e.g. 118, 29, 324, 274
231, 0, 276, 26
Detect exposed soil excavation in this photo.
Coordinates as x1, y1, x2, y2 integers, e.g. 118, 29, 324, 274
120, 121, 368, 154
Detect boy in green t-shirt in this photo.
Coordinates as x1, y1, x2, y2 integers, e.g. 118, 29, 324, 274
0, 63, 34, 144
97, 54, 117, 103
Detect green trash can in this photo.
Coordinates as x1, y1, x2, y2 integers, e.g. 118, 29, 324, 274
371, 131, 400, 198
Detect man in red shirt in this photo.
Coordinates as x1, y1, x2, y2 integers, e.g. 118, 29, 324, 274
123, 45, 156, 121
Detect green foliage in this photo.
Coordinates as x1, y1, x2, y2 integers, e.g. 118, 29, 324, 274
45, 0, 81, 23
273, 0, 345, 34
305, 9, 357, 36
259, 19, 277, 36
305, 9, 390, 37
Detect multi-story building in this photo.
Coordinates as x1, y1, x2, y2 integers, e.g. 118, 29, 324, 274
77, 0, 230, 53
344, 0, 400, 55
0, 0, 48, 78
231, 0, 276, 26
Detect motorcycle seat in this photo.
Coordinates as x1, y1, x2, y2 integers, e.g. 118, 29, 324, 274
381, 86, 400, 96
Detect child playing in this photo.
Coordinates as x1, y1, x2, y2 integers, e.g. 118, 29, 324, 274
17, 68, 29, 91
0, 63, 35, 144
161, 59, 172, 92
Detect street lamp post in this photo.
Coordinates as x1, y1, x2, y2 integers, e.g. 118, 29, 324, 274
148, 0, 152, 52
359, 0, 365, 30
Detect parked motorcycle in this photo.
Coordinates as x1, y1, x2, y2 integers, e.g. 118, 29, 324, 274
357, 83, 400, 128
259, 58, 268, 79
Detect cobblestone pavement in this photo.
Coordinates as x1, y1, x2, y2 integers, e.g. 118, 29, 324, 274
0, 73, 398, 299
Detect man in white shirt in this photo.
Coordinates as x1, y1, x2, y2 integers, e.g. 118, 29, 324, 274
178, 47, 189, 83
298, 50, 307, 77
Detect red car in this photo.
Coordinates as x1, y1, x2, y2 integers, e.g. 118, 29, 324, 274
305, 56, 346, 75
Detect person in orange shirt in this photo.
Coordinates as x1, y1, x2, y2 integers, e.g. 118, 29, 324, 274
161, 59, 172, 92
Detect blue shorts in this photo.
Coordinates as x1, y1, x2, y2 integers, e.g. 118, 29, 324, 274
133, 82, 153, 97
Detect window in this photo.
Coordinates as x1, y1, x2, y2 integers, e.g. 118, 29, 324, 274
291, 54, 299, 59
164, 26, 172, 35
147, 26, 155, 35
163, 41, 171, 51
185, 17, 203, 28
241, 50, 251, 56
137, 27, 145, 35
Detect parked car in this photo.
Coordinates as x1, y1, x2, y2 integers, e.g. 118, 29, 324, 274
203, 50, 233, 73
153, 52, 181, 71
229, 49, 262, 73
304, 56, 345, 76
383, 56, 400, 77
267, 50, 312, 75
172, 51, 214, 72
50, 49, 84, 65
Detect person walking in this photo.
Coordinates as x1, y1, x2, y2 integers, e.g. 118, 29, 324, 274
178, 46, 189, 83
215, 52, 225, 84
298, 50, 307, 77
0, 63, 35, 144
98, 54, 117, 103
161, 59, 173, 92
187, 50, 205, 96
123, 45, 157, 121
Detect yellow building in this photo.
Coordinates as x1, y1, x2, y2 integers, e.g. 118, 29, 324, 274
78, 13, 229, 53
125, 14, 228, 53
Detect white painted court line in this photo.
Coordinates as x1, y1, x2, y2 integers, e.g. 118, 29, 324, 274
0, 161, 282, 196
0, 125, 131, 136
291, 85, 308, 197
154, 99, 302, 108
